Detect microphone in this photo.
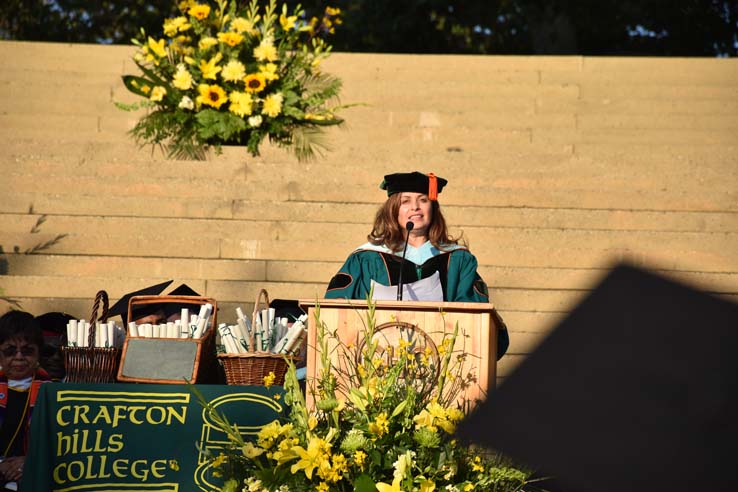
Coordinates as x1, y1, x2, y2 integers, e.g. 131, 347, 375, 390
397, 221, 414, 301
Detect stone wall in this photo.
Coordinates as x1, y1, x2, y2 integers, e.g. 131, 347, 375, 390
2, 41, 737, 379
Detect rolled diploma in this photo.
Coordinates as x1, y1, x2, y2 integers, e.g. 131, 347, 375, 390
85, 321, 93, 347
273, 328, 293, 354
236, 318, 250, 352
152, 323, 161, 338
129, 321, 139, 338
193, 304, 212, 339
224, 324, 243, 354
276, 318, 289, 349
101, 322, 109, 348
261, 309, 271, 351
96, 322, 105, 348
274, 322, 303, 354
254, 313, 263, 352
217, 324, 240, 354
200, 304, 213, 338
78, 321, 88, 348
180, 308, 189, 329
166, 321, 176, 338
233, 325, 247, 353
273, 319, 302, 353
278, 323, 305, 354
266, 308, 276, 349
106, 323, 114, 348
67, 320, 78, 346
196, 304, 208, 325
285, 334, 302, 356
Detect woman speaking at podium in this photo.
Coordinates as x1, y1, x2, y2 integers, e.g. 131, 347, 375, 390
325, 171, 508, 359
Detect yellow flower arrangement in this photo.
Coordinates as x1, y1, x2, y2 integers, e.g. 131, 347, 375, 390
195, 296, 533, 492
119, 0, 345, 160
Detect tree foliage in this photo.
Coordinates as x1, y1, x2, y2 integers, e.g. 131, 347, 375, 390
2, 0, 737, 56
1, 0, 179, 44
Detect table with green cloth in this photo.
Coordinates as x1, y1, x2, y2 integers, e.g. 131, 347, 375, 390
24, 382, 287, 492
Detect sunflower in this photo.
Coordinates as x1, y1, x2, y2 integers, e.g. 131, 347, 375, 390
196, 84, 228, 109
243, 73, 266, 93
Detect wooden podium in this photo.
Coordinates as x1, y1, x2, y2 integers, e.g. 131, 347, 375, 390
298, 299, 500, 407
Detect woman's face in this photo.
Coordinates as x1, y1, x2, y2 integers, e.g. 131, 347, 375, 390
396, 192, 433, 236
0, 336, 40, 380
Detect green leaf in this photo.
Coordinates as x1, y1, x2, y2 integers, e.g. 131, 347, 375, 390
347, 388, 367, 411
391, 399, 408, 418
195, 109, 248, 142
133, 59, 170, 86
354, 473, 376, 492
369, 449, 383, 467
122, 75, 155, 98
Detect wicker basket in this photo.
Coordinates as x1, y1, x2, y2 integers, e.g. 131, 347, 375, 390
62, 290, 122, 383
219, 352, 292, 385
218, 289, 293, 386
116, 294, 220, 384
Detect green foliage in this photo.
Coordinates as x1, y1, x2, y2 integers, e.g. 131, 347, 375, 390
1, 0, 179, 44
195, 109, 247, 141
288, 0, 738, 56
4, 0, 737, 56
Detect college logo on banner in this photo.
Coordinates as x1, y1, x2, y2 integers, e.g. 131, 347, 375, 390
26, 383, 286, 492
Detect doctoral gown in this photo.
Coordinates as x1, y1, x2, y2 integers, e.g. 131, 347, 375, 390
325, 242, 509, 358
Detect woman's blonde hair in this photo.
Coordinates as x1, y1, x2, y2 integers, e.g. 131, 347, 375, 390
368, 193, 464, 252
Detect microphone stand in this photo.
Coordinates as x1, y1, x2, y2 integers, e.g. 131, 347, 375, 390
397, 221, 414, 301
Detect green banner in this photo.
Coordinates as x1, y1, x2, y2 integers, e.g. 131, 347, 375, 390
25, 383, 287, 492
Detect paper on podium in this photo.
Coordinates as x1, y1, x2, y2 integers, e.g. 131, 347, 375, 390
371, 271, 443, 301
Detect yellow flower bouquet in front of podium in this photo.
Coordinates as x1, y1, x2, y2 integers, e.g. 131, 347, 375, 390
194, 298, 533, 492
119, 0, 344, 160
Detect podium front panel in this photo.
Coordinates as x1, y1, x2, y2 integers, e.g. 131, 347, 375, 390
299, 299, 498, 408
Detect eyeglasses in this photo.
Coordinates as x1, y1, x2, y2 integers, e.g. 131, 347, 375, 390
0, 346, 37, 357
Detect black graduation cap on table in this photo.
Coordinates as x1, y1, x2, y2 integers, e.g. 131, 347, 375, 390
269, 299, 306, 321
107, 280, 173, 325
456, 263, 738, 492
162, 283, 203, 319
35, 311, 75, 355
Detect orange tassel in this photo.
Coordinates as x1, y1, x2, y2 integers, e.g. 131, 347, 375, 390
428, 173, 438, 200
